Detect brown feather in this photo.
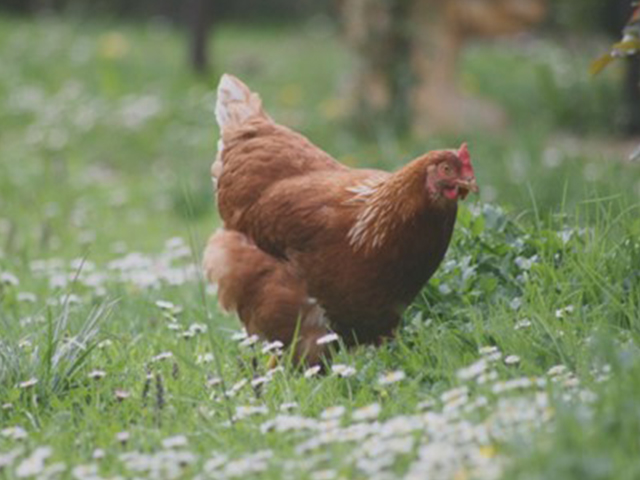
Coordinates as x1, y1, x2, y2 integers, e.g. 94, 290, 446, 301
206, 74, 470, 362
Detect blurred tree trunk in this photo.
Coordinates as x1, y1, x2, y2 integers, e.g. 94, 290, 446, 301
615, 0, 640, 133
339, 0, 412, 131
30, 0, 59, 14
627, 57, 640, 133
340, 0, 546, 135
188, 0, 212, 74
598, 0, 640, 133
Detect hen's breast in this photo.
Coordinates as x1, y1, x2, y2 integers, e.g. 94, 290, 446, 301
298, 205, 458, 344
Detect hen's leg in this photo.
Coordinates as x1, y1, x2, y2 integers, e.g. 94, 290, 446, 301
203, 229, 331, 366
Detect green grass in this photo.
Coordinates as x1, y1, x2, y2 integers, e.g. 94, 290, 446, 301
0, 15, 640, 480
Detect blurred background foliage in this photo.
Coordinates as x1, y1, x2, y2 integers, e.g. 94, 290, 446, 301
1, 0, 636, 134
0, 0, 639, 258
0, 0, 633, 31
0, 0, 331, 21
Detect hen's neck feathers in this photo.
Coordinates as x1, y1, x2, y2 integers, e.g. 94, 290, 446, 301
348, 156, 452, 254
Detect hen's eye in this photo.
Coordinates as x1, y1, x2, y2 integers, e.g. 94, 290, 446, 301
441, 163, 452, 175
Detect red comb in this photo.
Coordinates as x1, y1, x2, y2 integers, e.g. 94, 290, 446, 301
458, 142, 474, 177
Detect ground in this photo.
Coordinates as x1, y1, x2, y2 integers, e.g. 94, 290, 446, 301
0, 16, 640, 480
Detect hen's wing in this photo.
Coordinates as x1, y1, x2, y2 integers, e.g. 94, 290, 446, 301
213, 74, 386, 257
214, 75, 345, 224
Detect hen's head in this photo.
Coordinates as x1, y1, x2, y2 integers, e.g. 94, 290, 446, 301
425, 143, 478, 203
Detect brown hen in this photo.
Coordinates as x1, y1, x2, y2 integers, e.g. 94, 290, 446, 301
204, 74, 478, 364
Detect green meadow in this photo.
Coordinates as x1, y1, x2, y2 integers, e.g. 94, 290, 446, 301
1, 17, 639, 480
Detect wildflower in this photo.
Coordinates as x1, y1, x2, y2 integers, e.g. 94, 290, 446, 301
477, 370, 499, 385
261, 415, 318, 433
510, 297, 522, 310
457, 359, 488, 381
72, 464, 98, 478
116, 431, 130, 445
479, 346, 502, 362
320, 405, 346, 420
416, 399, 435, 411
222, 450, 272, 477
115, 389, 130, 401
92, 449, 105, 460
312, 469, 338, 480
155, 300, 179, 312
98, 339, 113, 349
41, 462, 66, 478
563, 376, 580, 388
239, 334, 260, 347
492, 377, 533, 394
266, 366, 284, 378
547, 364, 568, 377
555, 305, 575, 319
504, 355, 521, 365
1, 426, 28, 441
352, 403, 381, 421
226, 379, 248, 397
206, 376, 222, 388
378, 370, 406, 385
99, 32, 129, 60
151, 351, 173, 363
15, 446, 52, 477
181, 330, 195, 339
479, 445, 497, 459
231, 329, 248, 341
464, 395, 489, 414
479, 346, 499, 356
120, 95, 162, 130
88, 370, 106, 380
332, 364, 357, 378
0, 272, 19, 286
17, 292, 36, 302
2, 403, 14, 411
441, 386, 468, 403
251, 376, 270, 388
59, 293, 82, 305
162, 435, 188, 449
316, 333, 339, 345
236, 405, 269, 419
261, 340, 284, 354
280, 402, 298, 412
197, 353, 214, 364
514, 319, 532, 330
379, 415, 421, 437
188, 323, 207, 334
304, 366, 321, 378
18, 378, 38, 389
203, 454, 228, 473
515, 255, 535, 270
0, 448, 23, 469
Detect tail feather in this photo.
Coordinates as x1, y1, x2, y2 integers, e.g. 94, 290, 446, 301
213, 74, 271, 188
203, 229, 331, 365
215, 74, 269, 134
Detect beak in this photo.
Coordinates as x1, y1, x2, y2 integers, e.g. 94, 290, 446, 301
455, 177, 479, 199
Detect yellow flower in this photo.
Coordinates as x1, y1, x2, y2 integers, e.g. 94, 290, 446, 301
453, 468, 469, 480
279, 84, 302, 107
99, 32, 129, 60
479, 444, 497, 458
319, 97, 346, 120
